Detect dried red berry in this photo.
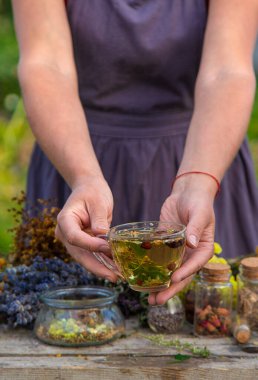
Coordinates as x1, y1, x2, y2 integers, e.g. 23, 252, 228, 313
141, 241, 152, 249
167, 262, 176, 271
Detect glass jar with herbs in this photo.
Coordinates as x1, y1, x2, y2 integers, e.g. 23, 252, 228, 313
237, 257, 258, 333
34, 286, 125, 347
147, 295, 185, 334
194, 263, 232, 337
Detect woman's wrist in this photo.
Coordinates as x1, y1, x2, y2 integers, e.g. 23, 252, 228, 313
70, 172, 106, 190
172, 171, 219, 200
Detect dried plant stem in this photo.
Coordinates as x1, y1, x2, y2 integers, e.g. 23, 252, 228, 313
141, 334, 210, 358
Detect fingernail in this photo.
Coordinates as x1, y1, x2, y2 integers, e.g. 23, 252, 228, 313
97, 226, 109, 232
189, 235, 198, 247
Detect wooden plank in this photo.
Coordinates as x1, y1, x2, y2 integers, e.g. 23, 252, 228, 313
0, 324, 257, 358
0, 355, 257, 380
1, 318, 258, 379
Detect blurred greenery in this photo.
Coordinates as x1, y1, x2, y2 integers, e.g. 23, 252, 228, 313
0, 102, 33, 255
249, 90, 258, 140
0, 0, 19, 115
0, 1, 257, 255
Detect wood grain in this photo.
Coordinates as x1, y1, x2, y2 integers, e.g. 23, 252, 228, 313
0, 319, 257, 380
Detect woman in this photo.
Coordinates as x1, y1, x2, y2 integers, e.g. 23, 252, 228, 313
12, 0, 258, 305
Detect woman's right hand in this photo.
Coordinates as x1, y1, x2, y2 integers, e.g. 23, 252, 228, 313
55, 175, 118, 282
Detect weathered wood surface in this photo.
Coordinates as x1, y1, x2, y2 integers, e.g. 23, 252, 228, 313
0, 319, 257, 380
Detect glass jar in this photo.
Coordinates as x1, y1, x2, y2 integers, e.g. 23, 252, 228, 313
237, 257, 258, 332
232, 316, 251, 344
34, 286, 125, 347
194, 262, 232, 337
147, 295, 185, 333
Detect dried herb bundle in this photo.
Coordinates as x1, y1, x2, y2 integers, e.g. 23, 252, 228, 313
8, 192, 70, 266
142, 334, 210, 358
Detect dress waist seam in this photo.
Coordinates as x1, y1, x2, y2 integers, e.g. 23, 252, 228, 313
85, 108, 192, 138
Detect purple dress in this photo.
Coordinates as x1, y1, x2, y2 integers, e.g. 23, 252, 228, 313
27, 0, 258, 258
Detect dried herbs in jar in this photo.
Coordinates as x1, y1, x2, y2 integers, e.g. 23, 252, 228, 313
194, 263, 232, 337
147, 296, 185, 334
34, 286, 125, 346
237, 257, 258, 332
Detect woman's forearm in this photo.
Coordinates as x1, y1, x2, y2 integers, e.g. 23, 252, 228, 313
19, 62, 103, 189
179, 70, 256, 181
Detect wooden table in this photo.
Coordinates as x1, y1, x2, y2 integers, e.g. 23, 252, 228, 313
0, 319, 257, 380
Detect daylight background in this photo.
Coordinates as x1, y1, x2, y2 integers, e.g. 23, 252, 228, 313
0, 1, 257, 255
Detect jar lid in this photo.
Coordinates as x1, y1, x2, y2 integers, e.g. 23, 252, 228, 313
201, 262, 231, 282
240, 257, 258, 280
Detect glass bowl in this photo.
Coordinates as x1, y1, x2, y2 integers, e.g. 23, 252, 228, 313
34, 286, 125, 347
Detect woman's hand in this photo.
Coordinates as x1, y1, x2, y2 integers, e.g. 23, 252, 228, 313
148, 174, 216, 305
55, 175, 118, 282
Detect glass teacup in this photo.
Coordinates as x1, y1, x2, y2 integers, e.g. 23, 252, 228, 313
95, 221, 186, 292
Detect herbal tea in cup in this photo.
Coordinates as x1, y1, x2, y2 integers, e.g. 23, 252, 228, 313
108, 221, 186, 292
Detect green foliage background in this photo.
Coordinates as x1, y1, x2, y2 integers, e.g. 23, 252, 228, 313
0, 1, 257, 255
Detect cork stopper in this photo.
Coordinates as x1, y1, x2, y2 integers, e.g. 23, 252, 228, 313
234, 325, 251, 344
201, 262, 231, 282
240, 257, 258, 280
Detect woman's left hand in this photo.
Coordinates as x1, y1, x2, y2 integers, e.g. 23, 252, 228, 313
148, 175, 216, 305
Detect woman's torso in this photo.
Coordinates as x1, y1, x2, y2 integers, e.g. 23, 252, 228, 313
66, 0, 208, 116
27, 0, 258, 258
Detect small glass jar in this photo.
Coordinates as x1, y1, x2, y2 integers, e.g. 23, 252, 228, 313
194, 262, 232, 337
147, 296, 185, 333
237, 257, 258, 332
232, 316, 251, 344
34, 286, 125, 347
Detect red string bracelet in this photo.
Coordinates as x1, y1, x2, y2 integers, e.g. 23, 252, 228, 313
172, 171, 221, 195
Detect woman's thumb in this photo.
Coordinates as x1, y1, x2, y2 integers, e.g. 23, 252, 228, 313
90, 205, 110, 235
186, 208, 211, 248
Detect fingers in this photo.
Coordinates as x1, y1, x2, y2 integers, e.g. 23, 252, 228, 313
148, 275, 193, 305
171, 244, 213, 283
56, 219, 117, 281
186, 206, 215, 248
73, 248, 118, 283
170, 207, 214, 282
56, 212, 110, 254
92, 252, 124, 280
89, 203, 111, 235
57, 227, 118, 283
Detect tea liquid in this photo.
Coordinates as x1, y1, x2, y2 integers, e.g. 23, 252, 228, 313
110, 234, 185, 292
